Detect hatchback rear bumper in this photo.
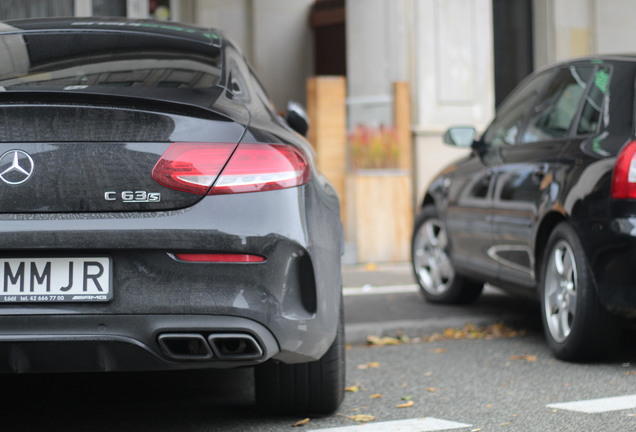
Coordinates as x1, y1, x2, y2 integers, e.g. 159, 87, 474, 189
579, 217, 636, 318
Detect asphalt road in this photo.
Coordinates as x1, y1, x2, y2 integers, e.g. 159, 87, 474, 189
342, 263, 541, 344
1, 263, 635, 431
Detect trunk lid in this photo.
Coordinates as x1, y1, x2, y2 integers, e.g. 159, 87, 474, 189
0, 104, 245, 213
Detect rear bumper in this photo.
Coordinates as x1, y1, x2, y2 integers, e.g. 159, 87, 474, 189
0, 314, 280, 373
0, 185, 343, 369
578, 218, 636, 318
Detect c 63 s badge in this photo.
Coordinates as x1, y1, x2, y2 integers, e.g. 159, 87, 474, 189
105, 190, 161, 203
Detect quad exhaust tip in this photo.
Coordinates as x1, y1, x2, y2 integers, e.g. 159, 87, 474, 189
157, 333, 213, 361
158, 332, 263, 362
208, 333, 263, 360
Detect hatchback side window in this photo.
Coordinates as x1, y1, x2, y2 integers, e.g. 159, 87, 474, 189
482, 71, 553, 147
521, 66, 594, 143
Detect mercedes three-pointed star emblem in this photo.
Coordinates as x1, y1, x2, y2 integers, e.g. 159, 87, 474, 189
0, 150, 34, 185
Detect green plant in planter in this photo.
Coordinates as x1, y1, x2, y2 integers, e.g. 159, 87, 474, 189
349, 124, 400, 170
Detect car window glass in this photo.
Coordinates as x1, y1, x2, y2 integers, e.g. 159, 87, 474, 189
499, 168, 538, 203
0, 32, 222, 90
521, 66, 594, 143
482, 71, 553, 147
577, 66, 610, 135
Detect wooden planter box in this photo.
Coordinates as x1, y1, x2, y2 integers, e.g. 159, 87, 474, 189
346, 170, 413, 263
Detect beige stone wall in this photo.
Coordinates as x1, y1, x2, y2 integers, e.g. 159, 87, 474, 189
192, 0, 314, 110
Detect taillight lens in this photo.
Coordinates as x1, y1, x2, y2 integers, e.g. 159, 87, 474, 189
152, 143, 237, 195
612, 140, 636, 199
210, 143, 310, 195
152, 142, 310, 195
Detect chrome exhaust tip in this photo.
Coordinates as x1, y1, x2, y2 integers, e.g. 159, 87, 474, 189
157, 333, 213, 361
208, 333, 263, 360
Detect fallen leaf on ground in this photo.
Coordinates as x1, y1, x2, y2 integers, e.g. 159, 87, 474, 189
349, 414, 376, 423
424, 323, 523, 342
509, 355, 537, 362
366, 335, 402, 346
486, 404, 494, 408
401, 395, 412, 400
364, 262, 378, 271
292, 418, 311, 427
426, 387, 437, 392
395, 400, 415, 408
345, 385, 360, 392
627, 371, 636, 375
430, 348, 448, 354
370, 394, 383, 399
357, 362, 380, 369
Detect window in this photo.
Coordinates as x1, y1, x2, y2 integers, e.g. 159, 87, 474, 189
92, 0, 126, 17
0, 31, 222, 91
521, 66, 594, 143
0, 0, 73, 19
577, 66, 610, 135
482, 71, 553, 147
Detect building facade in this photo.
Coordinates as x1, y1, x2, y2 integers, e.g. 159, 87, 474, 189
348, 0, 636, 199
5, 0, 636, 212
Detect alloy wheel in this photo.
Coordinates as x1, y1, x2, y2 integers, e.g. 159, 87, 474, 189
544, 240, 578, 343
413, 218, 455, 295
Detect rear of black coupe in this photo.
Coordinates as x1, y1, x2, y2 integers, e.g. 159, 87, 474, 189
0, 18, 345, 414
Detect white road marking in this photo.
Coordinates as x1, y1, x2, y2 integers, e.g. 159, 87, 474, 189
547, 394, 636, 413
343, 284, 419, 296
308, 417, 471, 432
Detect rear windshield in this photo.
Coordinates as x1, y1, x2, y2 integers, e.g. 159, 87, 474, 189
0, 30, 222, 91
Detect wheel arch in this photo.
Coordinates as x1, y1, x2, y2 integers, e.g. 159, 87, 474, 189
534, 211, 567, 279
420, 193, 436, 210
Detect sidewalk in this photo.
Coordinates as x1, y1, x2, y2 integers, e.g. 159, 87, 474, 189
343, 261, 415, 289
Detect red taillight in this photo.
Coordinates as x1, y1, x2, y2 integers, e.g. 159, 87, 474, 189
612, 140, 636, 199
210, 143, 310, 195
152, 143, 237, 195
175, 253, 265, 263
152, 142, 310, 195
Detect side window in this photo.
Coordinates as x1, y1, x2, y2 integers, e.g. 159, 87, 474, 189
521, 66, 594, 143
577, 66, 610, 135
482, 71, 553, 147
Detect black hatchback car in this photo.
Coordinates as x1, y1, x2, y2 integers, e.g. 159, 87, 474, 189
412, 56, 636, 361
0, 18, 344, 414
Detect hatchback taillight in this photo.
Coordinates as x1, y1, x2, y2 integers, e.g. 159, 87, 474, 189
611, 140, 636, 199
152, 142, 310, 195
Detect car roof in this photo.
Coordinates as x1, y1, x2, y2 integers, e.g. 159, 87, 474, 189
0, 17, 223, 47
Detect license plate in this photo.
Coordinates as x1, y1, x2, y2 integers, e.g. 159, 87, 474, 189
0, 257, 112, 303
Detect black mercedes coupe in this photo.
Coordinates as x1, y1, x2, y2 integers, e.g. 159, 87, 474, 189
0, 18, 344, 414
413, 56, 636, 361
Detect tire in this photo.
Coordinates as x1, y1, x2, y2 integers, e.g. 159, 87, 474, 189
255, 304, 345, 415
411, 205, 483, 304
540, 222, 621, 361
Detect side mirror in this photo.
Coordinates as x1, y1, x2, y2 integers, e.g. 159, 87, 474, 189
443, 126, 477, 147
285, 101, 309, 137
